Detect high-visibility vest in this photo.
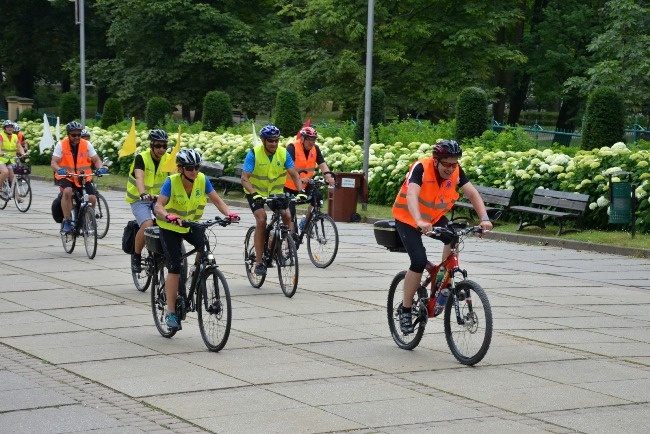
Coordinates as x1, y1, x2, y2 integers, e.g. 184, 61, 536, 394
392, 157, 460, 228
249, 144, 288, 196
156, 173, 207, 234
53, 138, 93, 187
0, 132, 18, 164
284, 139, 317, 190
125, 150, 170, 203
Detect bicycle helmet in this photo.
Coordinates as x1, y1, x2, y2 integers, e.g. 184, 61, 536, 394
81, 129, 90, 138
433, 139, 462, 158
148, 129, 168, 142
176, 149, 202, 166
2, 120, 14, 128
66, 121, 83, 132
12, 122, 20, 132
260, 125, 281, 139
300, 126, 318, 139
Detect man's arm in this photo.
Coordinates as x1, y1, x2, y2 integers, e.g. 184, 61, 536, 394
405, 182, 432, 233
318, 162, 335, 186
287, 167, 304, 192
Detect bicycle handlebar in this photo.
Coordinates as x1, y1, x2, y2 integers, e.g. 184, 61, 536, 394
179, 216, 239, 229
423, 223, 487, 238
63, 169, 109, 179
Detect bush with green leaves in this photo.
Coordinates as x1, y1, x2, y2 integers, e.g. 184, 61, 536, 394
100, 98, 124, 129
59, 92, 80, 123
17, 108, 42, 122
455, 87, 488, 144
145, 97, 172, 129
202, 91, 233, 131
274, 90, 302, 137
354, 86, 385, 142
581, 87, 625, 150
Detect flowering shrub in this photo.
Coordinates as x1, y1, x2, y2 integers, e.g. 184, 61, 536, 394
21, 120, 649, 233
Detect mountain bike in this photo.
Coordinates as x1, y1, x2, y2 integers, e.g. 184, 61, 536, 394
59, 171, 108, 260
91, 157, 112, 239
147, 216, 236, 352
244, 193, 299, 297
0, 155, 32, 213
292, 172, 339, 268
384, 222, 493, 366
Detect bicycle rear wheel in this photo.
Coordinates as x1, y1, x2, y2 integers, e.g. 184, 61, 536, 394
277, 232, 299, 297
244, 226, 265, 288
14, 177, 32, 212
82, 206, 98, 259
197, 268, 232, 352
132, 246, 152, 292
95, 193, 110, 239
151, 262, 176, 338
444, 280, 492, 366
60, 221, 76, 254
306, 213, 339, 268
387, 271, 426, 350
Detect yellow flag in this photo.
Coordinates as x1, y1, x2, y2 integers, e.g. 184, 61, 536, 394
160, 125, 181, 172
118, 117, 137, 158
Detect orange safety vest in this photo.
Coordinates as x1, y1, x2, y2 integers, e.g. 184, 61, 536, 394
54, 138, 94, 187
284, 139, 317, 190
392, 157, 460, 228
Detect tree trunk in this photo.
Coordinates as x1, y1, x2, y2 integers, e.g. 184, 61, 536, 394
553, 95, 581, 145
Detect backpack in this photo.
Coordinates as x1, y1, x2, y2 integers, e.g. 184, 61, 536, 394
122, 220, 139, 254
51, 193, 64, 223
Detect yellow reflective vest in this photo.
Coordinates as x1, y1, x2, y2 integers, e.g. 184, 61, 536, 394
156, 173, 208, 234
0, 132, 19, 164
249, 144, 288, 196
125, 150, 170, 204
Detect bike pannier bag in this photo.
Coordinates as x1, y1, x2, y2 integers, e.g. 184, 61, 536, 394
51, 192, 64, 223
122, 220, 139, 254
144, 226, 164, 254
373, 219, 406, 252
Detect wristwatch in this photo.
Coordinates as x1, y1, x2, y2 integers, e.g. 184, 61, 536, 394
481, 215, 490, 222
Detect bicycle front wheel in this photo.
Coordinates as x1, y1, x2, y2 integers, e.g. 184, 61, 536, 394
151, 262, 176, 338
197, 268, 232, 352
132, 246, 152, 292
387, 271, 426, 350
95, 193, 110, 239
306, 213, 339, 268
0, 180, 9, 209
277, 233, 299, 297
444, 280, 492, 366
14, 177, 32, 212
82, 206, 98, 259
244, 226, 265, 288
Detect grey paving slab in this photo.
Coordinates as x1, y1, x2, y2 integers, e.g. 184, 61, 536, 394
531, 403, 649, 433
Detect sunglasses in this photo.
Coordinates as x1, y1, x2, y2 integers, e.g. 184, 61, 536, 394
265, 139, 279, 144
183, 165, 200, 172
69, 133, 81, 138
438, 160, 459, 169
152, 144, 168, 149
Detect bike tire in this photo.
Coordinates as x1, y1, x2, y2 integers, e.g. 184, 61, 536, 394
132, 246, 152, 292
277, 232, 299, 297
387, 271, 426, 350
61, 221, 76, 254
197, 268, 232, 352
444, 280, 492, 366
306, 213, 339, 268
151, 261, 176, 338
95, 193, 110, 239
14, 177, 32, 212
82, 206, 98, 259
0, 180, 8, 209
244, 226, 265, 288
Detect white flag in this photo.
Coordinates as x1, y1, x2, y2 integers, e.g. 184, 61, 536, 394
39, 114, 55, 153
55, 117, 61, 144
252, 121, 260, 146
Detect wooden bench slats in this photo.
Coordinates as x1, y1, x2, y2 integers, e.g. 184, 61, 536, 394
510, 188, 589, 236
451, 185, 514, 222
215, 163, 244, 195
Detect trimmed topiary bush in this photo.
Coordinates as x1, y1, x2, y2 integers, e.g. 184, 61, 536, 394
354, 86, 385, 142
59, 92, 80, 124
100, 98, 124, 129
17, 108, 42, 122
581, 87, 625, 150
145, 97, 172, 129
202, 91, 233, 131
455, 87, 488, 144
274, 90, 302, 137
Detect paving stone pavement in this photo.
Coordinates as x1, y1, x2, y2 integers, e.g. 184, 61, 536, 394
0, 179, 648, 434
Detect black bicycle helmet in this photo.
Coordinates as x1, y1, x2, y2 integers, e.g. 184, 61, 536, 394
260, 125, 281, 139
176, 149, 202, 166
66, 121, 83, 132
433, 139, 462, 158
148, 129, 169, 142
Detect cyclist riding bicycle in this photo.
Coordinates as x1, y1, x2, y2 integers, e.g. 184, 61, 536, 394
283, 126, 335, 230
240, 125, 306, 277
126, 129, 171, 273
51, 121, 109, 233
392, 139, 493, 334
13, 122, 29, 152
0, 120, 26, 201
153, 149, 239, 331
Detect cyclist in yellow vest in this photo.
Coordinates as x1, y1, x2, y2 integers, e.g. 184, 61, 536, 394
284, 126, 335, 229
392, 140, 493, 334
241, 125, 306, 276
126, 129, 171, 273
153, 149, 239, 331
0, 120, 26, 201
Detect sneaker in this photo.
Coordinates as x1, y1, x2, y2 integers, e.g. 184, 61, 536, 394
131, 254, 142, 273
165, 312, 180, 330
399, 306, 414, 335
61, 219, 73, 234
254, 263, 267, 276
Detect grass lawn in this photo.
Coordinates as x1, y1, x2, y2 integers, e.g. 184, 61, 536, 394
31, 165, 648, 250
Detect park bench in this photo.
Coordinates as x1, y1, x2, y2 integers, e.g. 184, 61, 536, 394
451, 185, 514, 222
509, 187, 590, 236
215, 163, 244, 195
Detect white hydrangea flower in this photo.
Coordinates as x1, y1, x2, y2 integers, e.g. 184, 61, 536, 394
596, 196, 609, 207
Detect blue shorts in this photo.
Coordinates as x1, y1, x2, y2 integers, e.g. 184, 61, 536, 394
131, 201, 155, 226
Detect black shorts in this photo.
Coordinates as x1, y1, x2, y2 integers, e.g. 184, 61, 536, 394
246, 193, 266, 213
159, 227, 203, 274
395, 216, 450, 274
58, 179, 96, 195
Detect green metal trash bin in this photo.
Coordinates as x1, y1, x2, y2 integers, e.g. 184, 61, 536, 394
608, 170, 635, 237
